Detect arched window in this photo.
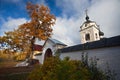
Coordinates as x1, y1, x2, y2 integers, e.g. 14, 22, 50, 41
85, 33, 90, 41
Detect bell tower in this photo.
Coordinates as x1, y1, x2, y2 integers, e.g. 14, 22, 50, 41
80, 10, 104, 44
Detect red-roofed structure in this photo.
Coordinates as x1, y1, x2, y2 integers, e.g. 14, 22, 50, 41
33, 44, 43, 51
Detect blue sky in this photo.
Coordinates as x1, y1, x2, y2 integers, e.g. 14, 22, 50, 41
0, 0, 120, 46
0, 0, 60, 20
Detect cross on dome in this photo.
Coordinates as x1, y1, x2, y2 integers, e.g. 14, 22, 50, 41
85, 9, 89, 21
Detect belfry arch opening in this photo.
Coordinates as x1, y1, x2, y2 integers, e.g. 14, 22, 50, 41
85, 33, 90, 41
44, 48, 52, 61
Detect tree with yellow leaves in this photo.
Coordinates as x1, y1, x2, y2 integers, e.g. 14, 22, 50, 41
0, 2, 56, 59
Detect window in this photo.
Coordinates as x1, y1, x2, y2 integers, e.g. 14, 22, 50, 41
85, 24, 87, 27
85, 33, 90, 41
95, 33, 98, 39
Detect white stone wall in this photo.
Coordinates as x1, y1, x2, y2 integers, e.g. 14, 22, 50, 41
60, 46, 120, 80
92, 27, 100, 40
34, 55, 42, 64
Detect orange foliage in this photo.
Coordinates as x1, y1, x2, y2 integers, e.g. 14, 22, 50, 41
0, 2, 56, 58
19, 2, 56, 40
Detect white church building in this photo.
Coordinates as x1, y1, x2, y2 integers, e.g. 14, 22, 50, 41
80, 12, 104, 44
34, 38, 67, 64
34, 13, 120, 79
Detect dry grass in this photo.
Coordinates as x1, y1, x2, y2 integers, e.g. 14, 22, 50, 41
0, 50, 24, 68
0, 61, 18, 68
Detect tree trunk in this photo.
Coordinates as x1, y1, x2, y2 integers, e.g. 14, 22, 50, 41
29, 36, 35, 59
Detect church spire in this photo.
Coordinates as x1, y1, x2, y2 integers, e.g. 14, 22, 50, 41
85, 9, 89, 21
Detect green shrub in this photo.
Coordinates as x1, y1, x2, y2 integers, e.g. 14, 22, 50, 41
27, 57, 101, 80
28, 53, 116, 80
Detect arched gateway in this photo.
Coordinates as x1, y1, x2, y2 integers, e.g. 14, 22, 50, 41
41, 38, 66, 64
44, 48, 52, 61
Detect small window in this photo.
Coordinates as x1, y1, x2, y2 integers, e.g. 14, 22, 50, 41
95, 33, 98, 39
85, 33, 90, 41
85, 24, 87, 27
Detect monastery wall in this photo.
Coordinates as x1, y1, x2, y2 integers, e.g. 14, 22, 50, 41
60, 46, 120, 80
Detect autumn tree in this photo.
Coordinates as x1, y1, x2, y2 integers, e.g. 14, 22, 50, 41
0, 2, 56, 59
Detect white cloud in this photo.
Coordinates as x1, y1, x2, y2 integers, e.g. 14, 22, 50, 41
52, 17, 81, 46
52, 0, 120, 46
89, 0, 120, 37
0, 17, 27, 36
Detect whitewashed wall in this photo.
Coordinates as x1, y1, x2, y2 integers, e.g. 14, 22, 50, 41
60, 46, 120, 80
41, 40, 57, 64
34, 55, 42, 64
